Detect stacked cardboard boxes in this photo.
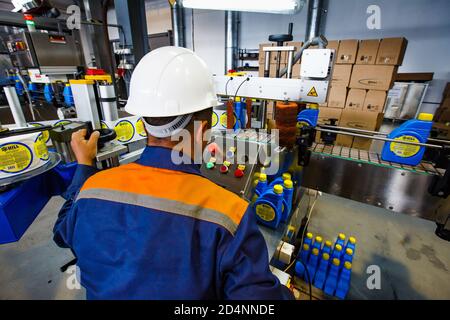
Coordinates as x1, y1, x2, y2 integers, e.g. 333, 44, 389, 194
319, 37, 408, 150
432, 82, 450, 139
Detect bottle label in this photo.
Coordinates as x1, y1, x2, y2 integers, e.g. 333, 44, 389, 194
219, 113, 236, 128
34, 134, 49, 161
29, 123, 50, 143
390, 135, 420, 158
255, 203, 276, 222
0, 142, 33, 173
136, 118, 147, 137
115, 119, 135, 142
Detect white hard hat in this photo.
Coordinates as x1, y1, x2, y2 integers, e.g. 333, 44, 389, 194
125, 46, 219, 118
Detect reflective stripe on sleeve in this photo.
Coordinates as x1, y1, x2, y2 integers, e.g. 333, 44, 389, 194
77, 188, 238, 235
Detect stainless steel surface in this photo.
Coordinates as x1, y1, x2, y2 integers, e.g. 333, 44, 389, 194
225, 11, 239, 74
171, 0, 186, 47
3, 86, 26, 127
71, 82, 101, 129
0, 152, 61, 187
384, 82, 429, 120
98, 84, 119, 122
305, 0, 324, 41
316, 127, 444, 149
96, 142, 128, 162
287, 51, 294, 79
302, 150, 445, 221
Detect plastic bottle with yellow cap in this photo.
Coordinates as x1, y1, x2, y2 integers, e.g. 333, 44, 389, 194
335, 261, 352, 299
332, 243, 343, 260
345, 236, 357, 253
306, 247, 320, 282
324, 258, 341, 296
281, 179, 294, 222
304, 232, 314, 248
312, 235, 323, 252
299, 243, 311, 263
253, 184, 284, 229
336, 233, 346, 248
381, 112, 434, 166
314, 252, 331, 290
322, 240, 333, 255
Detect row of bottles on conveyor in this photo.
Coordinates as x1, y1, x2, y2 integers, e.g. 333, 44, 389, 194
251, 171, 294, 229
295, 232, 356, 299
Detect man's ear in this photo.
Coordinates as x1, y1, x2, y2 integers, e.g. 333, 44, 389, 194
195, 120, 208, 145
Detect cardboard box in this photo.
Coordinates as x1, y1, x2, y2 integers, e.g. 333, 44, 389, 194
364, 90, 387, 112
356, 39, 380, 65
350, 65, 397, 91
291, 62, 301, 78
432, 123, 450, 140
345, 88, 366, 111
259, 43, 287, 64
327, 40, 340, 53
315, 107, 343, 143
336, 39, 358, 64
327, 86, 347, 109
332, 64, 353, 87
259, 43, 272, 64
435, 98, 450, 123
259, 63, 287, 78
336, 110, 384, 149
376, 37, 408, 65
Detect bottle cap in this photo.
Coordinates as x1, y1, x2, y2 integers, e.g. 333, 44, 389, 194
254, 172, 261, 179
346, 248, 353, 255
335, 244, 342, 251
338, 233, 346, 241
273, 184, 283, 194
349, 236, 356, 244
312, 248, 319, 256
234, 169, 244, 178
303, 243, 309, 251
259, 173, 267, 182
332, 258, 340, 266
282, 172, 292, 180
306, 232, 313, 239
284, 180, 293, 189
325, 240, 332, 247
322, 253, 330, 260
315, 236, 323, 243
344, 261, 352, 269
253, 179, 259, 187
418, 113, 433, 121
223, 160, 231, 167
309, 103, 319, 110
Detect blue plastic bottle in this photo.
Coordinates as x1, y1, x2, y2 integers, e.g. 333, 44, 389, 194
297, 106, 319, 127
335, 261, 352, 299
336, 233, 346, 248
234, 99, 243, 130
63, 84, 75, 107
253, 184, 284, 229
255, 173, 268, 196
324, 258, 341, 296
322, 240, 333, 256
312, 236, 323, 253
15, 79, 24, 96
342, 248, 354, 265
295, 260, 305, 278
381, 113, 434, 166
44, 84, 54, 103
345, 236, 357, 253
281, 179, 294, 222
304, 232, 314, 248
331, 244, 343, 261
299, 243, 311, 263
313, 252, 330, 290
28, 82, 38, 99
306, 247, 320, 281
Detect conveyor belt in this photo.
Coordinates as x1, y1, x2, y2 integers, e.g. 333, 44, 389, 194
311, 143, 445, 176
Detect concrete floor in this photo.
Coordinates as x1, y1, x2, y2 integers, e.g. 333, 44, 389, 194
0, 193, 449, 300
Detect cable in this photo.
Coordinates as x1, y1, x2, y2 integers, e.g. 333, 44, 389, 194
191, 9, 195, 51
224, 77, 233, 96
233, 77, 250, 102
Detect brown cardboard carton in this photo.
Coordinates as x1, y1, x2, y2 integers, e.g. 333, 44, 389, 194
259, 43, 272, 64
327, 86, 347, 109
345, 89, 366, 111
315, 107, 342, 143
259, 63, 287, 77
356, 39, 380, 65
350, 65, 397, 91
291, 62, 301, 78
376, 37, 408, 65
331, 64, 352, 87
364, 90, 387, 112
336, 110, 384, 149
435, 98, 450, 123
336, 39, 358, 64
327, 40, 340, 53
432, 123, 450, 140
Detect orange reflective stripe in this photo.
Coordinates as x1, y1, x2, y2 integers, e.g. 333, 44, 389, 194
80, 163, 248, 226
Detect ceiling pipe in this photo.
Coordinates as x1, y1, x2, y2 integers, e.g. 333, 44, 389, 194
305, 0, 323, 41
170, 0, 186, 47
225, 11, 239, 74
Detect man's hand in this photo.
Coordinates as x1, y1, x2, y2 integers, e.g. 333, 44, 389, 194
71, 129, 100, 166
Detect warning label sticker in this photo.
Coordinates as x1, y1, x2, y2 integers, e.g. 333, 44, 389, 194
115, 120, 135, 142
390, 135, 421, 158
136, 118, 147, 137
0, 143, 33, 173
307, 87, 318, 97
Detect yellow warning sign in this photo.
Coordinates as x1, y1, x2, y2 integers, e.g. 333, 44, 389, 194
307, 86, 318, 97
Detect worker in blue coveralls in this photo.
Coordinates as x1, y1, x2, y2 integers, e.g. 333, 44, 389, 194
54, 46, 293, 300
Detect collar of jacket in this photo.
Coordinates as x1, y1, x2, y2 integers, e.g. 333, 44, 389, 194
136, 146, 202, 176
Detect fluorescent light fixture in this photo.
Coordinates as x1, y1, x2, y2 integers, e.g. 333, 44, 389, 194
182, 0, 305, 14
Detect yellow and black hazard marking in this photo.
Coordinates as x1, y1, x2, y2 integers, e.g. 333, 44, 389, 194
307, 86, 318, 97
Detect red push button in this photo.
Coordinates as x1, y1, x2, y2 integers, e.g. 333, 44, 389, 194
220, 165, 229, 174
234, 169, 244, 178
